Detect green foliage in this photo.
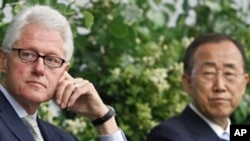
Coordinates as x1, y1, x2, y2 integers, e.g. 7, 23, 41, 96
1, 0, 250, 141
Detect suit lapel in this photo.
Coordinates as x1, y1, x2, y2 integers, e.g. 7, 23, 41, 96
38, 118, 54, 141
0, 91, 35, 141
180, 106, 221, 141
38, 118, 65, 141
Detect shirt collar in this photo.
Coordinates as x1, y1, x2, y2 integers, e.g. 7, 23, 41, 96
0, 84, 37, 118
189, 103, 230, 137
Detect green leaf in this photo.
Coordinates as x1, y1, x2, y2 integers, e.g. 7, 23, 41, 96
108, 17, 129, 38
119, 4, 142, 24
83, 11, 94, 29
146, 9, 166, 28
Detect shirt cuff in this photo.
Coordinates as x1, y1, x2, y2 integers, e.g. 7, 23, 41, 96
99, 129, 127, 141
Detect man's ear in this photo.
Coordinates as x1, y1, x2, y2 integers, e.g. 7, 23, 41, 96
244, 73, 249, 85
0, 49, 7, 73
182, 74, 192, 97
64, 62, 70, 71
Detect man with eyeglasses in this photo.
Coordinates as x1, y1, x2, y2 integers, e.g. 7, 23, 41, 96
147, 33, 249, 141
10, 48, 67, 68
0, 5, 127, 141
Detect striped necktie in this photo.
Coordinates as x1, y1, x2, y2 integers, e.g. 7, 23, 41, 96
22, 115, 44, 141
220, 132, 229, 141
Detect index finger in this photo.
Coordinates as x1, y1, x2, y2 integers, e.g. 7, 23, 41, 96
58, 71, 74, 83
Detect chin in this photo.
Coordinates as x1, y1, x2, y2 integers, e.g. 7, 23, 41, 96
24, 95, 51, 104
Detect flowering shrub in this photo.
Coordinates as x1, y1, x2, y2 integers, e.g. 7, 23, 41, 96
1, 0, 250, 141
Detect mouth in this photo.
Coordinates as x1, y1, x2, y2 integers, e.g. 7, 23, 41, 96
210, 98, 229, 103
26, 81, 46, 88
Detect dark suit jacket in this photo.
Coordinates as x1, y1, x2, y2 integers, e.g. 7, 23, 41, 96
0, 91, 78, 141
147, 106, 224, 141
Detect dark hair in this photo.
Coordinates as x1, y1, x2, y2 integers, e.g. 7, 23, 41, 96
183, 33, 247, 74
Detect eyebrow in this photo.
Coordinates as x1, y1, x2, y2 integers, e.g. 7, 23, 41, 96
200, 62, 237, 70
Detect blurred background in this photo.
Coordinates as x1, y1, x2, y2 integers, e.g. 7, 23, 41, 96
1, 0, 250, 140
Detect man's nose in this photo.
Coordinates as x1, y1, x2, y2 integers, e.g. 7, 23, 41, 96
213, 73, 226, 92
33, 57, 45, 75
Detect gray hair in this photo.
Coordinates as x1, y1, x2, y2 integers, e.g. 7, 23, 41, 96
2, 5, 74, 61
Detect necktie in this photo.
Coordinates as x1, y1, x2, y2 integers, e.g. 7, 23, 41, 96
22, 115, 44, 141
220, 132, 229, 141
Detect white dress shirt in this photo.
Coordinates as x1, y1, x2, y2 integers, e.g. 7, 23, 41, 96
189, 103, 230, 139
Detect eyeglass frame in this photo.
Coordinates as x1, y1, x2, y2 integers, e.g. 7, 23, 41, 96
190, 71, 247, 83
9, 48, 67, 68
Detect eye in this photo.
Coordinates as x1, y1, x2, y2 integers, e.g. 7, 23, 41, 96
203, 71, 215, 75
224, 72, 236, 79
202, 71, 216, 79
45, 56, 61, 64
20, 50, 37, 60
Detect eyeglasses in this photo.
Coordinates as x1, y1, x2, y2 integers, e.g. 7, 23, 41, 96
192, 71, 245, 83
11, 48, 66, 68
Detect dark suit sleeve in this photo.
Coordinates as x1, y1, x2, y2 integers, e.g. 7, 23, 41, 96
39, 119, 79, 141
147, 117, 192, 141
147, 124, 172, 141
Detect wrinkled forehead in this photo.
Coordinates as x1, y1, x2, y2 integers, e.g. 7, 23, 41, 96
191, 41, 245, 72
193, 61, 242, 72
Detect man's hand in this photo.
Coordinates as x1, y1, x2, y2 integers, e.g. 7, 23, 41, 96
55, 71, 108, 119
55, 71, 120, 135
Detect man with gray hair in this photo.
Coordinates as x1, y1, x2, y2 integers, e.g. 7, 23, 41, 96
0, 5, 127, 141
